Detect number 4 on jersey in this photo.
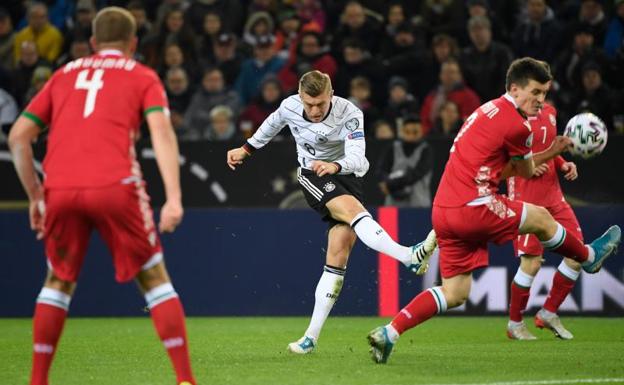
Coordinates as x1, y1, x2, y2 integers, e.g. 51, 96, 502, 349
75, 69, 104, 118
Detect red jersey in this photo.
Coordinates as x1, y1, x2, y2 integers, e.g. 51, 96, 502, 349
508, 103, 565, 207
23, 50, 168, 189
434, 94, 533, 207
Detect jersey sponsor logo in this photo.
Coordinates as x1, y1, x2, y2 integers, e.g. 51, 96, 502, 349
348, 131, 364, 140
345, 118, 359, 131
315, 133, 328, 143
323, 182, 336, 192
549, 113, 556, 127
525, 132, 534, 148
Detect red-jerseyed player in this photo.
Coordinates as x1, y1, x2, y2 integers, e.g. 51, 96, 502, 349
367, 58, 621, 364
8, 7, 195, 385
506, 102, 582, 340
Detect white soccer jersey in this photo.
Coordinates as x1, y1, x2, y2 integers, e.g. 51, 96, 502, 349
247, 94, 370, 177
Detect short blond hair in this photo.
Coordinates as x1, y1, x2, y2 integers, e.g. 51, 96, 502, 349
93, 7, 136, 45
299, 70, 332, 97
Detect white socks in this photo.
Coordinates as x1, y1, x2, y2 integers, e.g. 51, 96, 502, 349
513, 267, 535, 289
304, 266, 345, 341
350, 212, 411, 265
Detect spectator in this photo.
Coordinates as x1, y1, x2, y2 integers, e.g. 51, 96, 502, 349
460, 15, 513, 102
55, 37, 91, 67
418, 0, 465, 42
604, 0, 624, 59
64, 0, 96, 44
206, 105, 239, 141
566, 0, 609, 46
552, 24, 612, 94
376, 116, 433, 207
430, 100, 463, 138
512, 0, 562, 63
14, 3, 64, 65
294, 0, 326, 31
197, 11, 222, 63
382, 22, 428, 100
0, 86, 18, 139
420, 59, 481, 134
234, 34, 285, 105
384, 2, 407, 38
127, 1, 152, 47
209, 32, 243, 87
140, 5, 198, 69
242, 11, 275, 53
182, 67, 240, 140
348, 76, 381, 132
11, 40, 51, 107
24, 65, 52, 104
184, 0, 243, 36
420, 33, 460, 96
331, 1, 383, 57
465, 0, 509, 43
373, 119, 396, 140
567, 62, 619, 131
157, 41, 198, 83
384, 76, 420, 129
273, 7, 303, 61
334, 38, 386, 106
165, 67, 193, 131
0, 8, 16, 70
278, 31, 337, 93
238, 76, 284, 138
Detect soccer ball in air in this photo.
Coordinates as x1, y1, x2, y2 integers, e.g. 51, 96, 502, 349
563, 112, 608, 159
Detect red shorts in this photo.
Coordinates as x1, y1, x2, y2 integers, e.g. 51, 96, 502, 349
432, 194, 525, 279
513, 201, 583, 257
44, 182, 162, 283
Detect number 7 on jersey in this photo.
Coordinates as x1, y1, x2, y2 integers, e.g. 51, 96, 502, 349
75, 69, 104, 118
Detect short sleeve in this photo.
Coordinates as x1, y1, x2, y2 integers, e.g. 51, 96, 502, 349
142, 76, 169, 117
504, 121, 533, 160
22, 76, 54, 129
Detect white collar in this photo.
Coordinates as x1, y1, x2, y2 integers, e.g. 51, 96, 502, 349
97, 49, 124, 56
502, 93, 518, 108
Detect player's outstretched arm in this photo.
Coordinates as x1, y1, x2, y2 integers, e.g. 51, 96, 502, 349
146, 111, 183, 233
533, 136, 572, 166
8, 115, 45, 238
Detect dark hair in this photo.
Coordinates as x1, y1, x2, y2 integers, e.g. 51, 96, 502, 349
402, 115, 421, 126
505, 57, 552, 91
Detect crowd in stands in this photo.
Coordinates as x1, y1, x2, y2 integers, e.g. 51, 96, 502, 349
0, 0, 623, 143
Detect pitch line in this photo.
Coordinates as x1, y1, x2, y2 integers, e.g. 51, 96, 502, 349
373, 378, 624, 385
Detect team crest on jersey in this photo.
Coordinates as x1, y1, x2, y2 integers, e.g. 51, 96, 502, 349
315, 133, 328, 143
323, 182, 336, 192
345, 118, 359, 131
549, 114, 556, 126
525, 132, 533, 148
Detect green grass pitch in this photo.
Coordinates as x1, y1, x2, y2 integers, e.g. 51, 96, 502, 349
2, 317, 623, 385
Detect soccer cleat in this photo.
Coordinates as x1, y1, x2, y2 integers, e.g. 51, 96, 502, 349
535, 309, 573, 340
583, 225, 621, 273
506, 322, 537, 340
178, 382, 193, 385
367, 326, 395, 364
407, 230, 437, 275
287, 336, 315, 354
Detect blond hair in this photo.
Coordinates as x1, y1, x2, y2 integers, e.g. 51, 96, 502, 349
298, 70, 332, 97
93, 7, 136, 45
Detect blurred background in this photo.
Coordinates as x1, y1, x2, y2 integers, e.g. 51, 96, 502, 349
0, 0, 622, 318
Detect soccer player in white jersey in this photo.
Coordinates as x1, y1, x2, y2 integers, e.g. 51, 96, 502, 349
227, 70, 437, 354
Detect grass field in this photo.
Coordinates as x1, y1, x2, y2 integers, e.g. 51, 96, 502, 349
2, 317, 623, 385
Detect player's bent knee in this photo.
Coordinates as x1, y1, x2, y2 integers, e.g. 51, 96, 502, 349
45, 270, 76, 295
136, 262, 171, 292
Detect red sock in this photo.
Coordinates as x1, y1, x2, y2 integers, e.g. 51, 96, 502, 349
391, 288, 444, 334
31, 303, 68, 385
544, 224, 589, 263
543, 271, 577, 313
150, 297, 195, 385
509, 282, 531, 322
